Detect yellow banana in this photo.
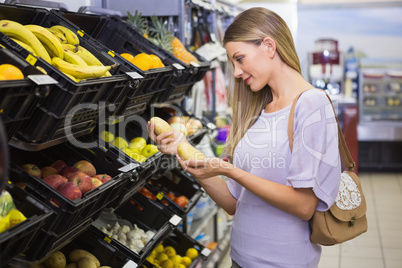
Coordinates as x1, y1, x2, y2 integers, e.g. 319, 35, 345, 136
62, 72, 81, 82
10, 38, 37, 56
25, 24, 64, 59
51, 57, 112, 79
48, 28, 67, 44
62, 43, 78, 52
0, 20, 51, 63
76, 46, 103, 66
50, 25, 79, 46
63, 49, 88, 66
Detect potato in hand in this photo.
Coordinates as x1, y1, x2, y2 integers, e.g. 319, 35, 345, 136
177, 142, 206, 161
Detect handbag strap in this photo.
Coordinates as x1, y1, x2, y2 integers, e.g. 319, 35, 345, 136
287, 89, 356, 171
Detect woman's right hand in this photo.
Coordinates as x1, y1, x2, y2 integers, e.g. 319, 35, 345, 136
147, 121, 188, 155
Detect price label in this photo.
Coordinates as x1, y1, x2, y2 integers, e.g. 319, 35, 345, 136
26, 54, 37, 65
122, 260, 138, 268
172, 63, 185, 70
169, 215, 182, 226
126, 72, 143, 79
108, 50, 115, 57
104, 236, 111, 243
77, 30, 84, 37
27, 75, 58, 85
156, 192, 164, 200
190, 62, 200, 68
118, 163, 139, 172
201, 248, 212, 257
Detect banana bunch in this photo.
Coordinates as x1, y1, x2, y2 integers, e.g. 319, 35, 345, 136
0, 20, 114, 82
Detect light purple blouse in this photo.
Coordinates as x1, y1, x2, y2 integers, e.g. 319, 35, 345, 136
227, 89, 341, 267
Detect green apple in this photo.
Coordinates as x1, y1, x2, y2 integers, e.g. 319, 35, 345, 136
99, 130, 115, 143
111, 136, 128, 149
123, 148, 147, 163
128, 137, 147, 152
141, 144, 159, 158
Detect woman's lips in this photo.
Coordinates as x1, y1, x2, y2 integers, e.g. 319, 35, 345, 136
245, 76, 251, 85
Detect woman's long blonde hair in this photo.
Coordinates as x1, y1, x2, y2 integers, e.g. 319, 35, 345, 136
222, 7, 302, 162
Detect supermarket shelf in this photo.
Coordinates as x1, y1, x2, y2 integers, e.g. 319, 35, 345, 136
202, 225, 232, 268
190, 205, 218, 239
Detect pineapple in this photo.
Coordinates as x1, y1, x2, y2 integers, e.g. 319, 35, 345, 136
148, 16, 199, 65
126, 10, 149, 38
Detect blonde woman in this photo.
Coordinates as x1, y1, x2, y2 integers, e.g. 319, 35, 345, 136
149, 7, 340, 268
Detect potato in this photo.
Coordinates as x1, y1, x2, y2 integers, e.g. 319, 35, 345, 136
69, 249, 100, 267
77, 257, 97, 268
44, 251, 66, 268
66, 264, 78, 268
150, 117, 173, 138
99, 267, 112, 268
177, 142, 206, 161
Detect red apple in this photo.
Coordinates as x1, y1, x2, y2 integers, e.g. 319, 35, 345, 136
68, 172, 92, 194
91, 178, 103, 190
41, 166, 58, 178
43, 174, 67, 189
22, 163, 42, 178
57, 182, 82, 201
60, 166, 80, 179
94, 174, 112, 184
50, 160, 68, 173
73, 160, 96, 177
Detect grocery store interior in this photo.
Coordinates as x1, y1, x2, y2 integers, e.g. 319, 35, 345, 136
0, 0, 401, 267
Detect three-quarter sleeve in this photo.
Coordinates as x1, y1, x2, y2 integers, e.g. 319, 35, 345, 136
287, 90, 341, 211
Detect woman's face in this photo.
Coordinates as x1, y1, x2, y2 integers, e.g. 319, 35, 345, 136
226, 41, 273, 92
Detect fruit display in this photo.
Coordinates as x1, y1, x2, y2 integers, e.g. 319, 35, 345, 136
120, 52, 164, 71
20, 159, 112, 201
0, 190, 26, 234
0, 20, 114, 82
139, 186, 189, 209
126, 11, 199, 65
36, 249, 111, 268
145, 242, 199, 268
0, 63, 24, 80
99, 131, 159, 163
97, 220, 155, 254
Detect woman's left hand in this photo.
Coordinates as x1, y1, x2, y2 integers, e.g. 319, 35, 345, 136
176, 154, 234, 180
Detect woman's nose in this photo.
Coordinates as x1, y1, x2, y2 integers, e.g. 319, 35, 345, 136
234, 65, 242, 78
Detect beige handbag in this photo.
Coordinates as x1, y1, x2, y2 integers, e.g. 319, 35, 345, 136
288, 90, 368, 246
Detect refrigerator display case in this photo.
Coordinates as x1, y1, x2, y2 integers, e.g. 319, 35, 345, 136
357, 59, 402, 170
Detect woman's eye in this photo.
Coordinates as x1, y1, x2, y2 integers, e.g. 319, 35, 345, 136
236, 56, 243, 63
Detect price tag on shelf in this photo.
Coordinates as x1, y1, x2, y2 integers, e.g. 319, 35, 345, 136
172, 63, 185, 70
118, 163, 139, 172
122, 260, 138, 268
190, 62, 200, 68
201, 247, 212, 257
169, 215, 182, 226
27, 74, 58, 85
126, 72, 143, 79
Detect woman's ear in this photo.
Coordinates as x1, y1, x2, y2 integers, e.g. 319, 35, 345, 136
263, 37, 276, 58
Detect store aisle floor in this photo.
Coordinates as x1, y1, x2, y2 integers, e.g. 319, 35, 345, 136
217, 172, 402, 268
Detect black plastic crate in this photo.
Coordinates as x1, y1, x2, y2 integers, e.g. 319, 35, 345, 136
0, 4, 138, 145
57, 226, 135, 268
0, 47, 52, 140
145, 168, 203, 217
22, 217, 94, 262
0, 184, 53, 266
51, 10, 210, 105
92, 193, 179, 266
8, 141, 133, 239
142, 228, 209, 268
51, 10, 175, 117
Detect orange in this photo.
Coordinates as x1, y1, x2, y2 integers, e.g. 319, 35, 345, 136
174, 195, 188, 208
149, 54, 164, 68
120, 53, 135, 62
0, 64, 24, 80
131, 53, 153, 71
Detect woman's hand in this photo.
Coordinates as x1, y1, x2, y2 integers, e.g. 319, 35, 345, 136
176, 154, 234, 180
147, 121, 188, 155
